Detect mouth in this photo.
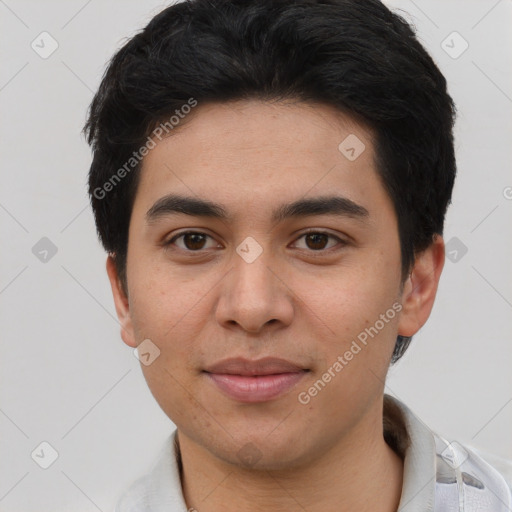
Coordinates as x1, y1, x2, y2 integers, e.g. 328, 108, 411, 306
203, 357, 310, 403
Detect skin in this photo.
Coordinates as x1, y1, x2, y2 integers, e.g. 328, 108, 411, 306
107, 99, 445, 512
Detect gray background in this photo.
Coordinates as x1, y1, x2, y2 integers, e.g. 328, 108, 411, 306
1, 0, 511, 510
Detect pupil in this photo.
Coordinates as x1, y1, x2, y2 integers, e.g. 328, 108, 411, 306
307, 233, 327, 250
185, 233, 205, 250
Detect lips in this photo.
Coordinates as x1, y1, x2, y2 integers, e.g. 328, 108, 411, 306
203, 357, 309, 403
204, 356, 306, 376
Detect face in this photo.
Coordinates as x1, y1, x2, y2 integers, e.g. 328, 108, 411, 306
108, 99, 443, 470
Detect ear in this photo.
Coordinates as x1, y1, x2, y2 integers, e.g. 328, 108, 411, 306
106, 255, 137, 348
397, 235, 445, 337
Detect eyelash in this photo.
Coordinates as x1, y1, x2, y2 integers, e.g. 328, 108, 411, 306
163, 229, 347, 255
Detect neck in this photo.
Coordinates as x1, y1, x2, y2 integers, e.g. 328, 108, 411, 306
176, 400, 404, 512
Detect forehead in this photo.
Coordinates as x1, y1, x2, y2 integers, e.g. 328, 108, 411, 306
147, 99, 373, 160
133, 99, 386, 222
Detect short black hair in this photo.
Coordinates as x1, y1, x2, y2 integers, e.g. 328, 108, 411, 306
84, 0, 457, 363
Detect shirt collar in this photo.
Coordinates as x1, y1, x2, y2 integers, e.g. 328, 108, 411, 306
383, 394, 436, 511
116, 394, 512, 511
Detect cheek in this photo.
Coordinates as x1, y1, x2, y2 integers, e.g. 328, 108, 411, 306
129, 272, 207, 420
128, 264, 213, 370
295, 262, 401, 378
304, 263, 398, 331
129, 256, 191, 327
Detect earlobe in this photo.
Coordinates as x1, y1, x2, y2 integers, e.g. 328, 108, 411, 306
106, 255, 137, 348
397, 235, 445, 337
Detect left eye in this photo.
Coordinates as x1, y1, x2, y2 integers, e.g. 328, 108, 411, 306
165, 231, 344, 252
293, 231, 343, 251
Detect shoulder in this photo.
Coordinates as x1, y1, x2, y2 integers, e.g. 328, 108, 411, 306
469, 445, 512, 493
115, 430, 188, 512
433, 438, 512, 510
115, 476, 151, 512
384, 394, 512, 510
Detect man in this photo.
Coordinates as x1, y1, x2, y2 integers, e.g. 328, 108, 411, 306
84, 0, 512, 510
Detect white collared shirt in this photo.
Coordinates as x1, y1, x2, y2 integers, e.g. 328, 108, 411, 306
115, 395, 512, 511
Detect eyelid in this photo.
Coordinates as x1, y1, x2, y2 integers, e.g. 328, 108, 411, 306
164, 228, 348, 252
164, 230, 220, 250
292, 229, 348, 251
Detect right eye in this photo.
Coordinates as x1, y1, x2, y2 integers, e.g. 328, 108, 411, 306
164, 231, 220, 252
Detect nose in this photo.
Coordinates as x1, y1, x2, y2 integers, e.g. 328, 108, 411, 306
214, 247, 294, 334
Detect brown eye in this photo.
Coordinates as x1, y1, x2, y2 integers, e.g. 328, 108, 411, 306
182, 233, 207, 250
304, 233, 329, 250
166, 231, 216, 251
293, 231, 344, 252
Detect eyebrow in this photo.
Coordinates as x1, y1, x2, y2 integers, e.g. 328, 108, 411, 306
146, 193, 369, 224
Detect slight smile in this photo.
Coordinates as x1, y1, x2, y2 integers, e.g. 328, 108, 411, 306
203, 357, 310, 403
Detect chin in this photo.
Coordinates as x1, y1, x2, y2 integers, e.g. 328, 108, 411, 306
207, 428, 314, 472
